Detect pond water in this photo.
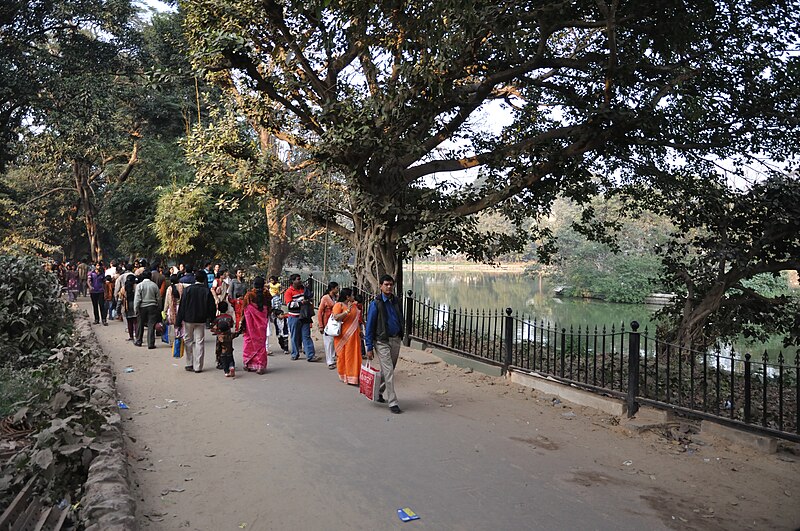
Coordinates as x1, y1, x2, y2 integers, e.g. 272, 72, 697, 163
404, 271, 792, 363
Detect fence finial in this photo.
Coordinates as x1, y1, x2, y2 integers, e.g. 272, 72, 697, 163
505, 307, 513, 316
630, 320, 639, 331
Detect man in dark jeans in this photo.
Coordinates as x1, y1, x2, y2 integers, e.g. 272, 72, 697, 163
87, 263, 106, 325
133, 270, 161, 349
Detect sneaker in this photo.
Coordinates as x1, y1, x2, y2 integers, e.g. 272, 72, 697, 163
377, 395, 386, 403
389, 405, 402, 414
307, 356, 321, 362
328, 364, 336, 370
102, 321, 108, 326
93, 320, 100, 325
229, 367, 235, 378
184, 366, 194, 372
134, 341, 142, 347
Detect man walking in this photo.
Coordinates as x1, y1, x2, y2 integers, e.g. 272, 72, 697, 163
133, 270, 161, 349
87, 263, 106, 325
365, 274, 405, 414
176, 271, 217, 372
77, 259, 89, 297
284, 273, 318, 362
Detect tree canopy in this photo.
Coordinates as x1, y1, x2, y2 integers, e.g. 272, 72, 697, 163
183, 0, 800, 289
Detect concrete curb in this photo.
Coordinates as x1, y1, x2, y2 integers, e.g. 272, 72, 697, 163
73, 311, 137, 531
407, 340, 503, 376
701, 420, 778, 454
509, 370, 626, 416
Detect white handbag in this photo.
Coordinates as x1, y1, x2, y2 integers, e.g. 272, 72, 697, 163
324, 315, 342, 337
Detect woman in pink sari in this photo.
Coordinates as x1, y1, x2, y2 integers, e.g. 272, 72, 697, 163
332, 288, 362, 385
240, 277, 271, 374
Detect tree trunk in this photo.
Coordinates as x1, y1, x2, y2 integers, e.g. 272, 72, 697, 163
256, 127, 291, 279
351, 217, 403, 295
265, 197, 290, 278
73, 159, 103, 262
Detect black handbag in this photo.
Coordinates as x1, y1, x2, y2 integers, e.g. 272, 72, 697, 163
299, 301, 314, 323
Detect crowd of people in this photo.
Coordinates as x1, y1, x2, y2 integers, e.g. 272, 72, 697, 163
51, 259, 406, 414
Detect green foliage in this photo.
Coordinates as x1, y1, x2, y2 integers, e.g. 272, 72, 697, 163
152, 183, 268, 264
0, 255, 71, 367
534, 197, 671, 303
0, 339, 109, 508
0, 366, 41, 417
153, 185, 210, 256
649, 174, 800, 347
182, 0, 800, 290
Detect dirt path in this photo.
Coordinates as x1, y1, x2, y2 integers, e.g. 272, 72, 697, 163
81, 301, 799, 530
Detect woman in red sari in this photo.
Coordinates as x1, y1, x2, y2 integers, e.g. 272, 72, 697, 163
240, 276, 271, 374
332, 288, 362, 385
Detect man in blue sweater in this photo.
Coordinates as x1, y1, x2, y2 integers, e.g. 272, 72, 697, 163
364, 274, 405, 414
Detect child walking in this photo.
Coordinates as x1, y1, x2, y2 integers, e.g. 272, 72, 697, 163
211, 301, 235, 376
103, 275, 114, 324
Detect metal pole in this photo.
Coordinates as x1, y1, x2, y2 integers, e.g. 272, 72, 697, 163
627, 321, 641, 418
744, 353, 752, 424
503, 308, 514, 375
404, 290, 413, 347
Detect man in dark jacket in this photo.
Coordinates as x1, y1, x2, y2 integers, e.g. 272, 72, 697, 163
176, 272, 217, 373
364, 274, 405, 414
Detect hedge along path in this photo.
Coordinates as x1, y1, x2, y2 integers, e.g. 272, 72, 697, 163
74, 310, 136, 530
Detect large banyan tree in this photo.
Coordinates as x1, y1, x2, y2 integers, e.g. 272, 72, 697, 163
182, 0, 799, 290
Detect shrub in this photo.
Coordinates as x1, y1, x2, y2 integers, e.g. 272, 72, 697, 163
0, 254, 71, 367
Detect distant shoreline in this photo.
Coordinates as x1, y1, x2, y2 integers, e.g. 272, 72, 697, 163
405, 262, 531, 273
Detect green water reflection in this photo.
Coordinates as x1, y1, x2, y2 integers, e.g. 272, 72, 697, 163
405, 271, 791, 362
408, 271, 653, 330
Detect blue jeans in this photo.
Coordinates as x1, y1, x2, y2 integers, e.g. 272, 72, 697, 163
287, 316, 316, 360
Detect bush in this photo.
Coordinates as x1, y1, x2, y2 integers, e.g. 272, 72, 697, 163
0, 254, 71, 367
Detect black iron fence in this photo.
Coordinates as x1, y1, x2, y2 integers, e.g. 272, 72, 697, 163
405, 292, 800, 443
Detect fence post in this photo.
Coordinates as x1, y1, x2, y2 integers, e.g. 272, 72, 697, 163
560, 328, 566, 378
744, 353, 751, 424
502, 308, 514, 375
450, 308, 458, 350
627, 321, 640, 418
403, 290, 413, 347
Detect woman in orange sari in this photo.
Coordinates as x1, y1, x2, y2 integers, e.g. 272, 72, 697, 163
332, 288, 362, 385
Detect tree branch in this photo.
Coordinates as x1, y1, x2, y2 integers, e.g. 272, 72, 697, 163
223, 51, 324, 135
24, 187, 75, 206
403, 124, 584, 182
116, 140, 139, 183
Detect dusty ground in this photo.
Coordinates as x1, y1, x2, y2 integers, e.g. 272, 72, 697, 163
81, 301, 799, 531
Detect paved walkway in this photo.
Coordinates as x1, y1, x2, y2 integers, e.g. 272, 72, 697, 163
79, 301, 799, 531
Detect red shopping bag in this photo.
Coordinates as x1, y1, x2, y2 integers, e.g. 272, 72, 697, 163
359, 362, 381, 401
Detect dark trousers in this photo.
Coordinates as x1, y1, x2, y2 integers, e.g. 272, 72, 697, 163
136, 305, 159, 347
90, 292, 104, 323
126, 316, 137, 339
217, 341, 235, 372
